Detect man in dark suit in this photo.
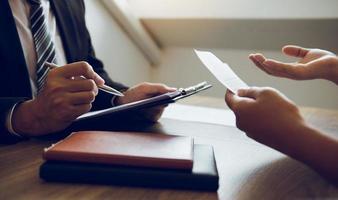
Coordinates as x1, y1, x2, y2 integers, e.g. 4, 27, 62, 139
0, 0, 175, 143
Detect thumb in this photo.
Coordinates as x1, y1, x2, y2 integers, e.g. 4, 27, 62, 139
282, 45, 309, 58
225, 89, 241, 110
143, 83, 176, 96
237, 87, 261, 99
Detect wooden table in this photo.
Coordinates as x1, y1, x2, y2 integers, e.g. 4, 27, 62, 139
1, 96, 337, 200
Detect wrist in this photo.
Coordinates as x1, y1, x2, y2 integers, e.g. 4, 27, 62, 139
291, 124, 338, 181
114, 94, 127, 106
325, 56, 338, 84
270, 118, 314, 160
12, 100, 42, 136
284, 122, 333, 164
332, 56, 338, 84
114, 96, 122, 106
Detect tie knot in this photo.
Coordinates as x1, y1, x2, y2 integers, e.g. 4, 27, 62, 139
28, 0, 41, 5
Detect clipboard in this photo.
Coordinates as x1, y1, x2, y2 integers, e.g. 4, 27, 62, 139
76, 81, 212, 122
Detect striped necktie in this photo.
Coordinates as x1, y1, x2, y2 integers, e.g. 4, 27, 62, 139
29, 0, 57, 92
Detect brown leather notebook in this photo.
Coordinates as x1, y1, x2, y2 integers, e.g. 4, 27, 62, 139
43, 131, 194, 170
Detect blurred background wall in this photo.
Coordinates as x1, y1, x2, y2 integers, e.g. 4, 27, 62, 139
84, 0, 338, 109
84, 0, 151, 86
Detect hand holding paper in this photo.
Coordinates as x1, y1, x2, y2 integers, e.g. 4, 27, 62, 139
194, 49, 248, 94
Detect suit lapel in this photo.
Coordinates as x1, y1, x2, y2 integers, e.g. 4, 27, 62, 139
50, 0, 80, 63
0, 1, 32, 97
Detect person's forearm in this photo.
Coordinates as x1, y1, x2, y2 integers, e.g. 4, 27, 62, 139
327, 56, 338, 85
285, 123, 338, 183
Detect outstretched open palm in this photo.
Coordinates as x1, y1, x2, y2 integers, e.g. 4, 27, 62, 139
249, 45, 338, 84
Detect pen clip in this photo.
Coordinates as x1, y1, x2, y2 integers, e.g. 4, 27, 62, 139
180, 81, 208, 95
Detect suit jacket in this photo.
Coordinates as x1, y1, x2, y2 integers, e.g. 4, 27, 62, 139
0, 0, 128, 143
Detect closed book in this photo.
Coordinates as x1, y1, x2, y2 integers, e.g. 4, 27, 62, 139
40, 144, 219, 191
43, 131, 193, 170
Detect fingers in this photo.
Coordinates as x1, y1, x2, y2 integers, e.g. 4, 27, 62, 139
282, 45, 309, 58
237, 87, 261, 99
55, 62, 105, 86
263, 59, 308, 79
249, 53, 269, 74
68, 91, 96, 105
64, 79, 99, 95
70, 104, 93, 118
249, 53, 284, 76
249, 52, 306, 79
143, 106, 166, 122
117, 83, 177, 105
66, 92, 96, 119
225, 89, 247, 110
141, 83, 176, 96
225, 90, 235, 109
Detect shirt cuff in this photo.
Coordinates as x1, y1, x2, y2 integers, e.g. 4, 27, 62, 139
111, 96, 119, 107
5, 103, 23, 137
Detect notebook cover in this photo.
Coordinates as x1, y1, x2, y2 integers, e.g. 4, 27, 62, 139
40, 144, 219, 191
43, 131, 193, 170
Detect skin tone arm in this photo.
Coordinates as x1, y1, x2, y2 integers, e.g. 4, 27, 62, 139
225, 88, 338, 183
249, 45, 338, 84
224, 45, 338, 182
12, 62, 175, 136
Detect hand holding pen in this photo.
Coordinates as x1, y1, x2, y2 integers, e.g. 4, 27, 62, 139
46, 62, 124, 96
12, 61, 121, 136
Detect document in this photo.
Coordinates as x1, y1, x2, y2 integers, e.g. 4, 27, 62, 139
194, 50, 249, 94
75, 82, 212, 122
162, 104, 236, 127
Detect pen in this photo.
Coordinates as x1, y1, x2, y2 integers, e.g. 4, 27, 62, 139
179, 81, 208, 95
45, 62, 124, 97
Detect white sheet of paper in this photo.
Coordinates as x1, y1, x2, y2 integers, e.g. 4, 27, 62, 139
162, 104, 236, 127
194, 49, 248, 94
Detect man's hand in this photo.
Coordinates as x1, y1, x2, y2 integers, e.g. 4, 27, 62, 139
225, 87, 306, 150
12, 62, 105, 136
249, 45, 338, 84
115, 82, 176, 122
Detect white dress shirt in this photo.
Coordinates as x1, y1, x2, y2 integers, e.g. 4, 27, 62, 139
6, 0, 67, 134
9, 0, 67, 90
6, 0, 116, 136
